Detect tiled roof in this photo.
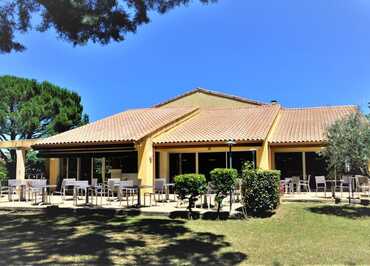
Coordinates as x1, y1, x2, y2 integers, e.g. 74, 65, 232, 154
34, 107, 196, 147
154, 105, 280, 144
154, 87, 266, 107
269, 105, 358, 144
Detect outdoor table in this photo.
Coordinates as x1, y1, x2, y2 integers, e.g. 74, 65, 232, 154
73, 183, 90, 206
164, 183, 175, 202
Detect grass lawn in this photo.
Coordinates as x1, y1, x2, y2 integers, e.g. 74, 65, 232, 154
0, 203, 369, 265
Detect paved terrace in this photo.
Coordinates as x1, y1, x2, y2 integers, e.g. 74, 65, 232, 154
0, 192, 367, 217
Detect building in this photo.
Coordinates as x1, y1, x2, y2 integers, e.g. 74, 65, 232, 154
31, 88, 357, 190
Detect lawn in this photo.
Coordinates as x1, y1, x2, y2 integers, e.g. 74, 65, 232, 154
0, 203, 369, 265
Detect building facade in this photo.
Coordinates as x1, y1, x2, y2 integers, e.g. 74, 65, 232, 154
32, 88, 358, 190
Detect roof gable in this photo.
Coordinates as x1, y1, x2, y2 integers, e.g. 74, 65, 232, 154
154, 88, 265, 108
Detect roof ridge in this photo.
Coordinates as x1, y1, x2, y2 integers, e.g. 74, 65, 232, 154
154, 87, 267, 107
283, 105, 358, 110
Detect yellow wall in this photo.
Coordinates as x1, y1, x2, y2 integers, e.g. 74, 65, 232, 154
158, 91, 259, 108
49, 158, 60, 187
137, 137, 155, 195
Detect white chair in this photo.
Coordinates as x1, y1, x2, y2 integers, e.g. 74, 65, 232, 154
340, 176, 351, 198
154, 178, 166, 202
118, 180, 137, 206
8, 179, 23, 202
315, 176, 327, 197
300, 175, 311, 192
291, 176, 301, 193
107, 178, 121, 203
73, 180, 89, 205
355, 175, 370, 196
28, 179, 47, 204
52, 178, 76, 201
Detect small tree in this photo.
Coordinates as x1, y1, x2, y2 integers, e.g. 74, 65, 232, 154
209, 168, 238, 218
322, 112, 370, 178
174, 174, 207, 218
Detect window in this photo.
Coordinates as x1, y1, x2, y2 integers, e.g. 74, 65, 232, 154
275, 152, 303, 179
169, 153, 196, 182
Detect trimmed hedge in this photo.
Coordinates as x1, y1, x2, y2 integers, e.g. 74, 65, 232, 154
209, 168, 238, 215
241, 165, 280, 215
174, 173, 207, 216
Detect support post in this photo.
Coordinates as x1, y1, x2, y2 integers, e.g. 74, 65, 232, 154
16, 149, 26, 180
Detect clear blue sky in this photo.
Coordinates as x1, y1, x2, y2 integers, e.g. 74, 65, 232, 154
1, 0, 370, 121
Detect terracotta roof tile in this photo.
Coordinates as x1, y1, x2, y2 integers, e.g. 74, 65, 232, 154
154, 105, 280, 144
35, 107, 196, 146
270, 105, 358, 144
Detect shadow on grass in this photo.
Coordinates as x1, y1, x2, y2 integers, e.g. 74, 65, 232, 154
307, 205, 370, 219
0, 207, 247, 265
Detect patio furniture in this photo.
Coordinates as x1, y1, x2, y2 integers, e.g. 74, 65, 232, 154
90, 178, 105, 206
291, 176, 301, 193
28, 179, 47, 205
73, 181, 90, 206
0, 181, 9, 198
233, 178, 242, 202
154, 178, 166, 202
164, 182, 175, 202
300, 175, 311, 192
284, 178, 293, 193
107, 178, 121, 203
340, 176, 351, 198
355, 175, 370, 196
52, 178, 76, 201
315, 176, 327, 197
8, 179, 24, 202
118, 180, 138, 206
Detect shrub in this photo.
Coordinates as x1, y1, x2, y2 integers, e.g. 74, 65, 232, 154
174, 174, 207, 218
0, 161, 7, 185
209, 168, 238, 217
241, 163, 280, 215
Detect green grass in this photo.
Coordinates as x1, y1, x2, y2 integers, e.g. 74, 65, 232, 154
0, 203, 369, 265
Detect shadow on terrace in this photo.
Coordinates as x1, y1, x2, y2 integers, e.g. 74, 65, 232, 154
0, 208, 247, 265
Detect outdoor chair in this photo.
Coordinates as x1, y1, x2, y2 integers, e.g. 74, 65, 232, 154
118, 180, 138, 206
107, 178, 121, 203
90, 178, 105, 206
154, 178, 166, 202
300, 175, 311, 192
355, 175, 370, 196
28, 179, 47, 205
73, 181, 90, 203
340, 176, 351, 198
283, 178, 293, 193
315, 176, 327, 197
291, 176, 301, 193
7, 179, 23, 202
52, 178, 76, 202
0, 181, 9, 198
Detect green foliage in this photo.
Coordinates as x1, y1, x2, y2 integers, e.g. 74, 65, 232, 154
209, 168, 238, 216
0, 160, 7, 184
241, 162, 280, 215
0, 0, 216, 53
0, 75, 88, 178
174, 174, 207, 217
321, 112, 370, 177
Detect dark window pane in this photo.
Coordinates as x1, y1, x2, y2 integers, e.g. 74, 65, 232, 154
68, 158, 77, 179
169, 153, 196, 182
275, 152, 303, 179
199, 152, 226, 180
229, 151, 256, 173
306, 152, 327, 177
155, 152, 160, 179
80, 157, 92, 181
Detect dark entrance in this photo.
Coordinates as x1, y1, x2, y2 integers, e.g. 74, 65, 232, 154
169, 153, 196, 182
275, 152, 303, 179
229, 151, 256, 173
306, 152, 328, 188
79, 157, 92, 181
199, 152, 226, 180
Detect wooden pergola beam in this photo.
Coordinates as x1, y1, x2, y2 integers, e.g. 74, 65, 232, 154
0, 140, 40, 150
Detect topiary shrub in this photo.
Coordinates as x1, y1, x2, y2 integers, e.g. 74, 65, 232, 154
209, 168, 238, 218
174, 173, 207, 218
241, 162, 280, 216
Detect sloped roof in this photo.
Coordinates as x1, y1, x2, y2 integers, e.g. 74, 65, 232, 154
154, 105, 280, 144
34, 107, 196, 147
154, 87, 266, 107
269, 105, 358, 144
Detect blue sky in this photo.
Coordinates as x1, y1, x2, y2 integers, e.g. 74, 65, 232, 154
1, 0, 370, 121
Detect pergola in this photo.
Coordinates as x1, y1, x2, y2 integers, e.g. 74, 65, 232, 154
0, 140, 40, 180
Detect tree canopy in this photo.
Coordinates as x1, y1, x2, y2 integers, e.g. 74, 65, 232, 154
0, 75, 88, 166
322, 112, 370, 177
0, 0, 215, 54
